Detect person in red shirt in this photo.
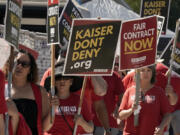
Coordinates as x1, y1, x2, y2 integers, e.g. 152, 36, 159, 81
43, 69, 94, 135
119, 65, 171, 135
2, 58, 32, 135
0, 70, 7, 135
156, 63, 168, 75
93, 71, 125, 135
166, 76, 180, 135
5, 50, 55, 135
75, 76, 112, 135
41, 61, 111, 135
122, 65, 167, 91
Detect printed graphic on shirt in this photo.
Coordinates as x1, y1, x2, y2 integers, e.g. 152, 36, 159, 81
56, 106, 77, 115
130, 95, 155, 103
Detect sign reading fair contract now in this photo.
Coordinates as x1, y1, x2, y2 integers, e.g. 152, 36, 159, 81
120, 16, 157, 70
63, 19, 121, 76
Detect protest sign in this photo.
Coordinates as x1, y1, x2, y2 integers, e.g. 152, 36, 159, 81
63, 19, 121, 76
157, 36, 172, 58
140, 0, 170, 34
171, 20, 180, 75
160, 37, 173, 68
59, 0, 82, 49
120, 16, 157, 70
4, 0, 22, 49
47, 0, 59, 45
157, 16, 164, 43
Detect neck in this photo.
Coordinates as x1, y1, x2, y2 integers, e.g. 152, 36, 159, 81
58, 91, 70, 99
140, 82, 153, 93
13, 77, 28, 88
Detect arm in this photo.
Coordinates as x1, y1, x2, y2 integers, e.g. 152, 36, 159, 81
91, 76, 107, 96
119, 102, 137, 120
75, 115, 94, 133
0, 114, 5, 135
6, 99, 19, 135
94, 99, 111, 134
165, 84, 178, 105
113, 94, 124, 119
154, 113, 172, 135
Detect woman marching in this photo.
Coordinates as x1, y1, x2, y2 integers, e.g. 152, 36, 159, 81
6, 49, 55, 135
119, 65, 172, 135
43, 64, 94, 135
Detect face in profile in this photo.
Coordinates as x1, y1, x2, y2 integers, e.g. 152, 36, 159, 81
14, 53, 31, 78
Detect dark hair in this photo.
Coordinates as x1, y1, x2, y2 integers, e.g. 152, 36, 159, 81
148, 65, 156, 84
19, 50, 39, 83
44, 74, 83, 93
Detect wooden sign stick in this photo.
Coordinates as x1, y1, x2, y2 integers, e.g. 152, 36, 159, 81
73, 76, 87, 135
50, 44, 55, 123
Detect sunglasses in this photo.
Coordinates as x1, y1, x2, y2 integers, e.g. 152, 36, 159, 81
16, 60, 30, 68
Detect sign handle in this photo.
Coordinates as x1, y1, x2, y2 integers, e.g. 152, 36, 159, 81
5, 46, 14, 135
50, 44, 55, 123
73, 76, 87, 135
167, 20, 180, 84
134, 69, 140, 127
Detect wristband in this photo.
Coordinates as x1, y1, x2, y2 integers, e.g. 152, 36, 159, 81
105, 128, 111, 133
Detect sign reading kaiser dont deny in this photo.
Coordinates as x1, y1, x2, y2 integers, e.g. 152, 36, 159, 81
120, 16, 157, 70
63, 19, 121, 76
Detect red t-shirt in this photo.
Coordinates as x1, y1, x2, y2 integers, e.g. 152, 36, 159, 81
75, 77, 103, 113
156, 63, 168, 75
40, 68, 51, 86
169, 76, 180, 111
0, 70, 7, 114
93, 72, 125, 128
45, 93, 92, 135
122, 71, 167, 90
119, 86, 171, 135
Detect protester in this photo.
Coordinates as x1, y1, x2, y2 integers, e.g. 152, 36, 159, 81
77, 76, 111, 135
164, 74, 180, 135
41, 58, 111, 135
43, 66, 94, 135
119, 65, 172, 135
0, 70, 7, 135
2, 54, 33, 135
7, 50, 55, 135
150, 62, 180, 135
93, 71, 125, 135
156, 62, 169, 75
122, 62, 167, 91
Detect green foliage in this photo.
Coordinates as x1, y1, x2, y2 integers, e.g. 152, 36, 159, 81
125, 0, 141, 14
